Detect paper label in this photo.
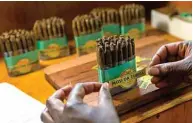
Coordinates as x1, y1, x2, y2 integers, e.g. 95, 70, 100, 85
37, 36, 69, 59
4, 50, 39, 75
102, 24, 120, 36
121, 23, 145, 39
98, 58, 137, 89
75, 32, 102, 56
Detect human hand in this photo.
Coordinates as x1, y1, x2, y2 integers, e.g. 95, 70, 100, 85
148, 41, 192, 88
41, 82, 120, 123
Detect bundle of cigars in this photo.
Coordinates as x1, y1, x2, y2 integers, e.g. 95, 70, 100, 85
96, 35, 137, 95
33, 17, 69, 60
72, 14, 102, 56
119, 3, 145, 39
90, 8, 120, 36
0, 29, 39, 76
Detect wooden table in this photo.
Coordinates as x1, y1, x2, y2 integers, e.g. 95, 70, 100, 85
0, 25, 191, 123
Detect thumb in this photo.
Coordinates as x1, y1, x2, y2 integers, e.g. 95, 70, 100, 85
148, 58, 190, 76
99, 83, 114, 108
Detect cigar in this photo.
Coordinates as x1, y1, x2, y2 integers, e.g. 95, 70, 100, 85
0, 37, 8, 57
72, 20, 78, 37
85, 19, 91, 34
10, 35, 19, 56
117, 39, 123, 64
104, 42, 112, 68
56, 19, 62, 37
119, 7, 125, 25
15, 37, 24, 54
121, 38, 128, 61
21, 35, 28, 53
110, 41, 118, 67
60, 19, 65, 37
46, 19, 53, 39
41, 19, 49, 40
81, 19, 86, 35
97, 45, 105, 69
126, 37, 133, 59
4, 38, 12, 57
90, 18, 95, 33
25, 33, 33, 51
76, 17, 82, 35
52, 18, 57, 38
34, 20, 43, 40
131, 38, 135, 56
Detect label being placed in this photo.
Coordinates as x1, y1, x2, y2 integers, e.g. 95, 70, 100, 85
108, 66, 147, 89
98, 58, 137, 89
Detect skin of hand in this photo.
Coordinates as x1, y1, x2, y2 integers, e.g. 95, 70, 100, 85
148, 41, 192, 88
41, 82, 120, 123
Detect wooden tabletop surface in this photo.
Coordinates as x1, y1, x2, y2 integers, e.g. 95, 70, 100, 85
0, 25, 191, 123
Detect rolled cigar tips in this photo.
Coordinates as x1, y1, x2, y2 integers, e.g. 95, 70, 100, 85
91, 7, 120, 25
0, 29, 36, 57
33, 17, 66, 40
72, 14, 102, 37
119, 3, 145, 25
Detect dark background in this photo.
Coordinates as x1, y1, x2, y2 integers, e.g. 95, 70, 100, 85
0, 1, 191, 40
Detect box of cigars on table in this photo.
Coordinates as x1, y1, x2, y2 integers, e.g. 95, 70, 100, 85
72, 14, 102, 56
96, 35, 136, 95
90, 8, 120, 37
119, 3, 145, 39
0, 30, 40, 76
33, 17, 69, 60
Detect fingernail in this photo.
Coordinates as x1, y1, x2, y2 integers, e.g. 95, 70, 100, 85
148, 67, 160, 75
103, 83, 109, 89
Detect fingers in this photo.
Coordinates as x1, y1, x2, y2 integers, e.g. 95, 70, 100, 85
46, 85, 72, 121
67, 82, 102, 105
155, 81, 168, 88
151, 76, 161, 84
99, 83, 114, 108
41, 108, 54, 123
150, 42, 181, 66
148, 59, 187, 76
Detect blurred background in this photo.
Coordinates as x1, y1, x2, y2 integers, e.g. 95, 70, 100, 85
0, 1, 191, 40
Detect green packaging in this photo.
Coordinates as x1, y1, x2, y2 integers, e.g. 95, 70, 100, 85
98, 57, 137, 94
75, 31, 102, 56
102, 24, 120, 37
37, 36, 69, 60
4, 50, 40, 76
121, 23, 145, 39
